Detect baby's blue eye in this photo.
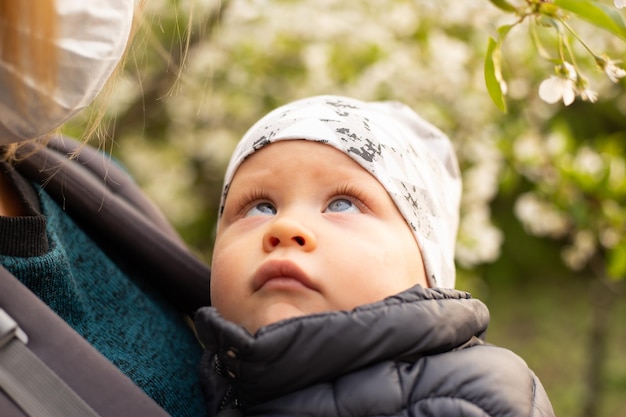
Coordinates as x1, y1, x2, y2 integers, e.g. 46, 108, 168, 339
246, 202, 276, 217
325, 198, 360, 213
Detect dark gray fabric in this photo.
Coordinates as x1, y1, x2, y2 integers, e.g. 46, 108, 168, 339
13, 136, 210, 312
196, 285, 555, 417
0, 326, 101, 417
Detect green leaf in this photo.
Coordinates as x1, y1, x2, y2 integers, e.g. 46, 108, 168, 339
485, 38, 506, 112
488, 0, 518, 13
554, 0, 626, 40
484, 25, 513, 113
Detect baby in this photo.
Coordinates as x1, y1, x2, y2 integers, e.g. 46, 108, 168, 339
195, 95, 555, 417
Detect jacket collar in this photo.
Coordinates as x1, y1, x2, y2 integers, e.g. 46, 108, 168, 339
195, 285, 489, 405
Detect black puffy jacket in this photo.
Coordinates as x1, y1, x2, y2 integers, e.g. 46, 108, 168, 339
195, 285, 555, 417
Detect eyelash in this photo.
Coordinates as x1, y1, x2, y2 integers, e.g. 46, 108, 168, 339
237, 189, 272, 215
330, 185, 369, 212
235, 185, 369, 214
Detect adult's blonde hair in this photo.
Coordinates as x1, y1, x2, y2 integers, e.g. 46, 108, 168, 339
0, 0, 57, 159
0, 0, 58, 107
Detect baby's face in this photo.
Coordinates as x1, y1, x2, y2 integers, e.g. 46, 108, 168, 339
210, 140, 426, 334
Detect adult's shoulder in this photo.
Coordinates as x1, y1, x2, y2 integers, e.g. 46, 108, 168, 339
13, 136, 211, 311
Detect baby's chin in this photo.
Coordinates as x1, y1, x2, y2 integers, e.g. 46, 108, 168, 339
242, 302, 315, 335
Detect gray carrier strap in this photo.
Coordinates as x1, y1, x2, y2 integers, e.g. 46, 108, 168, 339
0, 309, 101, 417
0, 266, 171, 417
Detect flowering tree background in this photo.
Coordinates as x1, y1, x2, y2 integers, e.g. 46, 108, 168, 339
66, 1, 626, 416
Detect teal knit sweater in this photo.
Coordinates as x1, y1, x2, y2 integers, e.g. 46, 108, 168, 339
0, 183, 206, 417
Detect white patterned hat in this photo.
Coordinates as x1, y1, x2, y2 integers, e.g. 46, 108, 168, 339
220, 95, 462, 288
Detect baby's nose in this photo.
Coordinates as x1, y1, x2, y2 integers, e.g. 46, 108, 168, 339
263, 218, 317, 252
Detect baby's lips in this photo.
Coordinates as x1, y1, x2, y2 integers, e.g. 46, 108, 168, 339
252, 259, 318, 291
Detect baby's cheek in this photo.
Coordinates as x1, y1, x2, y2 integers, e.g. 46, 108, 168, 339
209, 277, 236, 322
209, 257, 231, 307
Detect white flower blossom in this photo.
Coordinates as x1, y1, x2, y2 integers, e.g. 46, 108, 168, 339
538, 76, 576, 105
601, 58, 626, 83
580, 87, 598, 103
514, 193, 570, 238
615, 0, 626, 9
573, 146, 605, 178
513, 133, 545, 163
562, 230, 596, 271
538, 62, 598, 105
456, 205, 503, 267
539, 62, 577, 105
600, 227, 620, 249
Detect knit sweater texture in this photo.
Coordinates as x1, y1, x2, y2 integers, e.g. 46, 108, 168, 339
0, 180, 205, 417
